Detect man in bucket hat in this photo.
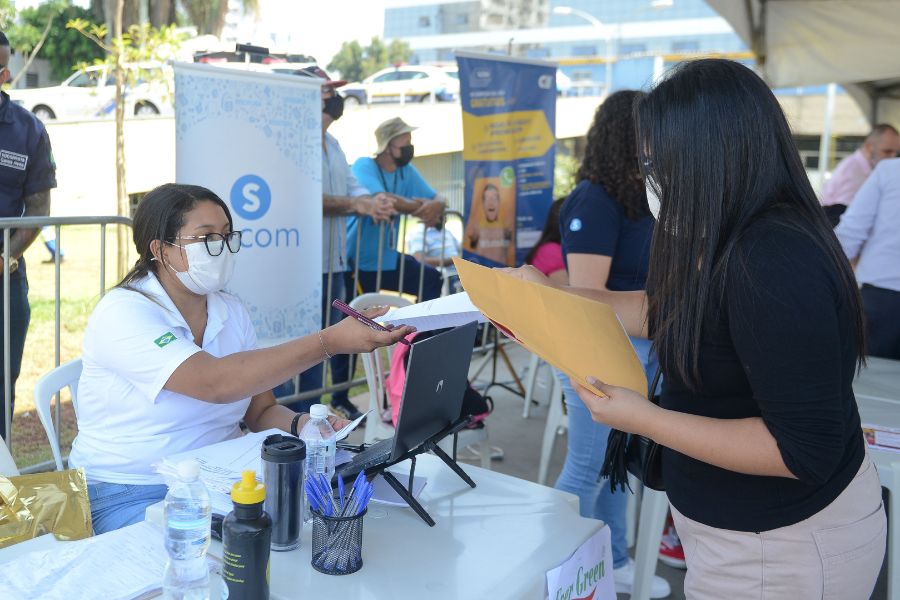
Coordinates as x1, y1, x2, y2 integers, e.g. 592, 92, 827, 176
348, 117, 445, 301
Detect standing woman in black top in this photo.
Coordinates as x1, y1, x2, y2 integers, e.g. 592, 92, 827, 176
509, 59, 886, 599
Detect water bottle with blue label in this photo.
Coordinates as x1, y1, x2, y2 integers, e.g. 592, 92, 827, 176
163, 459, 211, 599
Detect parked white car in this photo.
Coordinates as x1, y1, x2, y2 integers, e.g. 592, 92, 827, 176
341, 65, 460, 105
9, 63, 173, 121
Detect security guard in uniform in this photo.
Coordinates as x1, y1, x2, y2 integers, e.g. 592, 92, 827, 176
0, 31, 56, 441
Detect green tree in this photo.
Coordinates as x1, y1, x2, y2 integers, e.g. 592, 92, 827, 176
179, 0, 258, 37
328, 40, 365, 83
328, 37, 412, 83
0, 0, 15, 30
554, 152, 580, 199
68, 15, 185, 277
10, 1, 104, 82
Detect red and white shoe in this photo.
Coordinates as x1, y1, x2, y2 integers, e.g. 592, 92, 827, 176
659, 514, 687, 569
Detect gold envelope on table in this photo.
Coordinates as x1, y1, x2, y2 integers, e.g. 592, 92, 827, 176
453, 258, 648, 398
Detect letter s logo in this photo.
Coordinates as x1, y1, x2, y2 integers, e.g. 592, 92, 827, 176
230, 174, 271, 221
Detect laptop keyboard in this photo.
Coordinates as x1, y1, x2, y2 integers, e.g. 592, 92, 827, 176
337, 438, 393, 477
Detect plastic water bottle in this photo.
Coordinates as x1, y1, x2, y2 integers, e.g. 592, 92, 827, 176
299, 404, 336, 520
163, 459, 211, 600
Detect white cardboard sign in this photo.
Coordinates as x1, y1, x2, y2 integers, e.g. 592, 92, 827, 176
546, 525, 616, 600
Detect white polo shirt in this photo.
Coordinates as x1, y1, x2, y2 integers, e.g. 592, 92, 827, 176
68, 273, 256, 485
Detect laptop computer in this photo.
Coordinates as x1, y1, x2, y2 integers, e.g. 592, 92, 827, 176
334, 321, 478, 482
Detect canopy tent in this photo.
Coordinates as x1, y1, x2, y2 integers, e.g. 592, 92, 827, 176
706, 0, 900, 126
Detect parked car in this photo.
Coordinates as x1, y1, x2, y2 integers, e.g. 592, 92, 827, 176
341, 65, 459, 105
9, 63, 173, 121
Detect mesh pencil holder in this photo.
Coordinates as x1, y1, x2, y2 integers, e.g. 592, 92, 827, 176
310, 508, 367, 575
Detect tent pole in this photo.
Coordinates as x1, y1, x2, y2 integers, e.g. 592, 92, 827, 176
817, 82, 838, 190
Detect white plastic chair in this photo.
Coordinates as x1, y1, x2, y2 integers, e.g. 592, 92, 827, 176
33, 358, 83, 471
523, 353, 552, 418
537, 377, 568, 485
351, 293, 491, 470
0, 436, 18, 476
350, 293, 414, 445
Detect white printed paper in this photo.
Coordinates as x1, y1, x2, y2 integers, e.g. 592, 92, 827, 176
335, 409, 373, 441
381, 292, 486, 333
2, 521, 168, 600
546, 526, 615, 600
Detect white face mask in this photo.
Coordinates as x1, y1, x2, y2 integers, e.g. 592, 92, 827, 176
165, 240, 236, 295
646, 181, 661, 221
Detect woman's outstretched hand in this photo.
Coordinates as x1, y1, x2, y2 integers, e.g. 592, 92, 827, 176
572, 376, 660, 437
322, 306, 416, 355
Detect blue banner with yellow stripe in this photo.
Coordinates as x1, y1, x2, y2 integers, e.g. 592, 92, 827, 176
456, 52, 557, 267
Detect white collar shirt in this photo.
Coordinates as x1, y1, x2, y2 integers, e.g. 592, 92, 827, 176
68, 273, 258, 485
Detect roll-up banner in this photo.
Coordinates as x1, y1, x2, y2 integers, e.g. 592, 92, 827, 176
456, 52, 557, 267
174, 62, 322, 345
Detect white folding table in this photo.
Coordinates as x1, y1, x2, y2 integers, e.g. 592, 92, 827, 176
1, 454, 606, 600
854, 356, 900, 600
221, 454, 604, 599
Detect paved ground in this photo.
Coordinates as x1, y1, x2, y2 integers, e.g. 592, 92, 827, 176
347, 338, 889, 600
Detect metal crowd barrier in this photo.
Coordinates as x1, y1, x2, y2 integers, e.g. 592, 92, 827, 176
3, 207, 467, 471
1, 215, 132, 472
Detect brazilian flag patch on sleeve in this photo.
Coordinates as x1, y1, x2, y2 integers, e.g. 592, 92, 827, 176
154, 332, 177, 348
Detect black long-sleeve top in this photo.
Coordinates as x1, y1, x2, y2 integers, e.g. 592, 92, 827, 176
660, 214, 865, 532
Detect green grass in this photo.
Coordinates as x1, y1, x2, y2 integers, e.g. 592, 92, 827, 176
10, 224, 130, 469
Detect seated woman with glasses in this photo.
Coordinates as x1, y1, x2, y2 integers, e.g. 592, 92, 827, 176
68, 183, 415, 534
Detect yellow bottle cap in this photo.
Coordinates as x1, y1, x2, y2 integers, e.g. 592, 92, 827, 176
230, 470, 266, 505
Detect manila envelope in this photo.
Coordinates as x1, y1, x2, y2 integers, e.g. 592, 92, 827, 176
453, 258, 648, 398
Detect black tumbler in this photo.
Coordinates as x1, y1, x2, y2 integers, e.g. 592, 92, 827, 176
261, 433, 306, 551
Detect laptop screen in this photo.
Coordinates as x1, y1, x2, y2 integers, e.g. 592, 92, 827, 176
389, 322, 478, 460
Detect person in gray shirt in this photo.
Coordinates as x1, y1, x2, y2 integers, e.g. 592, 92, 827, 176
291, 66, 395, 419
836, 157, 900, 359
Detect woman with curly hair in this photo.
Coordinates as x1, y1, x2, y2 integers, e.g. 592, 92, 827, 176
553, 90, 669, 597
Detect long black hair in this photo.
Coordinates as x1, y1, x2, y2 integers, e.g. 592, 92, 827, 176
637, 59, 866, 389
117, 183, 232, 290
525, 198, 564, 265
577, 90, 648, 221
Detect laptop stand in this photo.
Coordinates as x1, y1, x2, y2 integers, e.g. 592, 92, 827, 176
377, 416, 478, 527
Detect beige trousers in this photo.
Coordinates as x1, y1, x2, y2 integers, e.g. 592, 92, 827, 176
671, 449, 886, 600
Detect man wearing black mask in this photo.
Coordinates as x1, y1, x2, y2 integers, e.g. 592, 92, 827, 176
349, 117, 446, 301
291, 66, 395, 420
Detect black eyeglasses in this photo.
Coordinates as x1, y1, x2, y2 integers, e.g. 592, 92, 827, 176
174, 231, 242, 256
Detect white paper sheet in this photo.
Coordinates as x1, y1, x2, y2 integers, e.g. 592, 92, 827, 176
370, 473, 427, 507
3, 521, 168, 600
335, 409, 373, 441
166, 429, 354, 515
381, 292, 486, 333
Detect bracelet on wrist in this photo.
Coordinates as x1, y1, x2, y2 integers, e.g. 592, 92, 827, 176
318, 330, 334, 360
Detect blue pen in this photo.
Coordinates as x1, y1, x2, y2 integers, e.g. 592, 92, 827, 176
317, 475, 335, 516
338, 475, 345, 511
339, 471, 366, 517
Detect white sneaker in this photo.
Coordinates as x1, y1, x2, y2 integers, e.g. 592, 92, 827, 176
613, 558, 672, 599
